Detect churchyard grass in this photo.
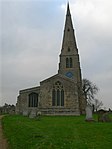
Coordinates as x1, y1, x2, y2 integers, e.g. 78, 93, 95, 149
2, 114, 112, 149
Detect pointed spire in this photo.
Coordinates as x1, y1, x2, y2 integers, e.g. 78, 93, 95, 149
67, 2, 70, 16
61, 2, 77, 50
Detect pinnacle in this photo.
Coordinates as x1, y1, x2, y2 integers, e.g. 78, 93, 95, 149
67, 2, 70, 16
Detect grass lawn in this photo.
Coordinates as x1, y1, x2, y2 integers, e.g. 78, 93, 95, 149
2, 114, 112, 149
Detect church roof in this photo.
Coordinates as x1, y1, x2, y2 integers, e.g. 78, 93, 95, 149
40, 73, 76, 84
20, 86, 40, 94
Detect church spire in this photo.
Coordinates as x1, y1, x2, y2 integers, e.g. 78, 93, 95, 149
61, 2, 77, 52
67, 2, 70, 16
58, 3, 81, 83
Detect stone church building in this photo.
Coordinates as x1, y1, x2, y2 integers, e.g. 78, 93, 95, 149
16, 3, 86, 116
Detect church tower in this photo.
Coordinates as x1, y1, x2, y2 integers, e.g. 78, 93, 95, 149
58, 3, 85, 114
58, 3, 82, 85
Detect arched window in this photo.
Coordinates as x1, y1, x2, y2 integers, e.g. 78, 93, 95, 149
70, 57, 73, 68
29, 93, 38, 107
52, 81, 64, 107
61, 89, 64, 106
66, 58, 69, 68
52, 89, 56, 106
57, 89, 60, 106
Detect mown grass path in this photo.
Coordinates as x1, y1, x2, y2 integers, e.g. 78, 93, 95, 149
2, 115, 112, 149
0, 115, 8, 149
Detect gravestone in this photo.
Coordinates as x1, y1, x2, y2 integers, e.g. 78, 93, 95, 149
102, 113, 112, 122
37, 111, 42, 120
98, 111, 112, 122
29, 110, 37, 118
23, 110, 28, 116
85, 104, 94, 122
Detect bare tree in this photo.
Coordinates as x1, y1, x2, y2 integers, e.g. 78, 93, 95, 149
93, 99, 103, 112
82, 78, 99, 105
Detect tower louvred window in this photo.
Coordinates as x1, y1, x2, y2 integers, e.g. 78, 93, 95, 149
70, 57, 73, 68
66, 58, 69, 68
66, 57, 73, 68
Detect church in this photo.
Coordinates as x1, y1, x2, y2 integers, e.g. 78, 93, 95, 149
16, 3, 86, 116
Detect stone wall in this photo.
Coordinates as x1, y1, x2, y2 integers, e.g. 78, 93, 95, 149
16, 86, 40, 115
16, 75, 85, 116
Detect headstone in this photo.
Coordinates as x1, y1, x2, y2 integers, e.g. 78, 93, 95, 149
29, 110, 37, 118
97, 109, 105, 122
37, 111, 41, 116
23, 110, 28, 116
85, 104, 94, 122
36, 111, 42, 120
98, 112, 112, 122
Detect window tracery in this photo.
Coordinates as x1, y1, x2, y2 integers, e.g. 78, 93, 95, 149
52, 81, 64, 106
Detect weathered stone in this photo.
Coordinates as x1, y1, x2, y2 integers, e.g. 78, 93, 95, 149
98, 112, 112, 122
23, 110, 28, 116
85, 104, 94, 122
29, 110, 37, 118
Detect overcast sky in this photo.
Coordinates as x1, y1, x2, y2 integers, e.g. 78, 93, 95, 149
1, 0, 112, 109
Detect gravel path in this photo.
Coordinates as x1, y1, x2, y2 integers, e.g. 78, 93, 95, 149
0, 115, 8, 149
